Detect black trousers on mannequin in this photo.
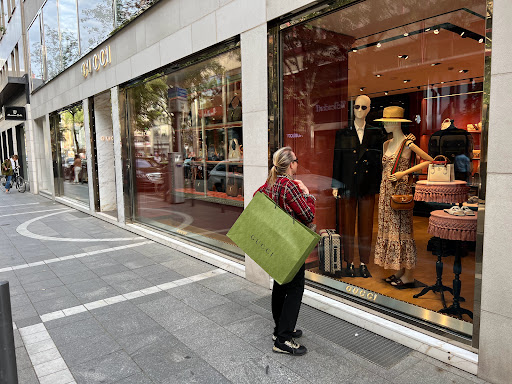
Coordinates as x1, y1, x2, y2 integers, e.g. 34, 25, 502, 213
339, 195, 375, 264
272, 264, 305, 342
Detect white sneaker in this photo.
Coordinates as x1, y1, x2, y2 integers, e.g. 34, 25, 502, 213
461, 206, 475, 216
443, 206, 465, 216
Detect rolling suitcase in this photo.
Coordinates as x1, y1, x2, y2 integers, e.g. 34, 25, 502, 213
318, 197, 342, 275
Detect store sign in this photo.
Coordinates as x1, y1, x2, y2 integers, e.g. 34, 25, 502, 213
100, 136, 114, 141
4, 106, 26, 120
198, 107, 221, 118
315, 101, 346, 113
345, 285, 378, 301
81, 45, 112, 78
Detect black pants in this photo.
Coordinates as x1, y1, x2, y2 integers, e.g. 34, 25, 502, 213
272, 264, 305, 342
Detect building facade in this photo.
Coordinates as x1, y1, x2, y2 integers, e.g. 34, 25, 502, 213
2, 0, 509, 382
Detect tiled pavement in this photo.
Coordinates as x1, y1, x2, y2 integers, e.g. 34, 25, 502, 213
0, 191, 489, 383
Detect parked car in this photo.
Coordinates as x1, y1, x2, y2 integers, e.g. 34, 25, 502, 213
136, 157, 165, 191
207, 161, 243, 193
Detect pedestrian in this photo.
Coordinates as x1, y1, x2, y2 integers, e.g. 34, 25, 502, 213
73, 154, 82, 183
255, 146, 315, 356
2, 154, 19, 194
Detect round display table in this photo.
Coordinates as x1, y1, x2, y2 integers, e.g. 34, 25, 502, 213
427, 210, 476, 319
414, 180, 469, 204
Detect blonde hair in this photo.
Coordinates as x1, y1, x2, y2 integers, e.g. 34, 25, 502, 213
267, 146, 294, 187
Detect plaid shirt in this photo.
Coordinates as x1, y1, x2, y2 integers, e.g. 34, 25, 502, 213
255, 175, 315, 226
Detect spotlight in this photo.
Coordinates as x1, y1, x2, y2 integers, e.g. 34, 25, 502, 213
398, 55, 409, 60
460, 31, 465, 37
384, 92, 389, 95
459, 69, 469, 73
403, 79, 411, 83
441, 81, 445, 84
403, 33, 409, 37
376, 42, 382, 48
375, 74, 382, 78
352, 49, 357, 52
431, 62, 441, 66
425, 28, 431, 32
479, 38, 484, 43
434, 29, 440, 34
360, 87, 366, 91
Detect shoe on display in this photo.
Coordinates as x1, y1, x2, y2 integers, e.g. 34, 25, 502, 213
467, 196, 479, 204
272, 338, 307, 356
443, 206, 465, 216
272, 329, 302, 341
461, 206, 475, 216
348, 263, 355, 277
360, 264, 370, 278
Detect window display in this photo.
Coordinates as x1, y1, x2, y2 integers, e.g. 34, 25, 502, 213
273, 0, 487, 336
49, 103, 90, 205
125, 47, 244, 255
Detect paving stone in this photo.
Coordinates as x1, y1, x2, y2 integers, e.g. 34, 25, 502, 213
67, 278, 120, 302
15, 316, 44, 329
121, 256, 155, 270
101, 270, 140, 285
113, 372, 154, 384
27, 285, 75, 303
59, 270, 99, 285
108, 277, 154, 294
47, 317, 107, 346
224, 314, 275, 342
59, 333, 121, 367
198, 273, 251, 295
48, 259, 91, 277
10, 293, 32, 308
163, 362, 232, 384
38, 369, 76, 384
17, 270, 58, 285
224, 289, 271, 307
33, 294, 82, 315
173, 317, 238, 352
202, 301, 256, 326
22, 278, 64, 293
167, 283, 231, 311
117, 325, 176, 355
16, 346, 33, 370
130, 290, 169, 306
17, 366, 39, 384
93, 305, 160, 338
91, 264, 130, 277
11, 303, 39, 322
44, 310, 93, 330
143, 270, 184, 285
70, 350, 141, 384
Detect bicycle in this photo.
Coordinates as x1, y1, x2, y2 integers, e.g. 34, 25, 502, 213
1, 166, 26, 193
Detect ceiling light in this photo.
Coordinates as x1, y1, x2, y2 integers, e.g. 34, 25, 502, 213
403, 79, 411, 83
441, 81, 445, 84
376, 42, 382, 48
460, 31, 465, 37
360, 87, 365, 91
404, 33, 409, 37
375, 74, 382, 78
425, 28, 431, 32
459, 69, 469, 73
384, 92, 389, 95
479, 38, 484, 43
352, 49, 357, 52
398, 55, 409, 60
434, 29, 440, 35
431, 62, 441, 66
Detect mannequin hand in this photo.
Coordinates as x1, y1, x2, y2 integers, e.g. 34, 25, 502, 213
405, 134, 416, 146
388, 171, 405, 182
295, 180, 310, 195
332, 189, 338, 198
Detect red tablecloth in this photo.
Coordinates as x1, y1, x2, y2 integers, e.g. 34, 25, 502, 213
414, 180, 469, 204
428, 210, 477, 241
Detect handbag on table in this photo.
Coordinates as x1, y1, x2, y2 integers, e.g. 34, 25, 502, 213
390, 139, 414, 211
227, 192, 320, 285
428, 155, 455, 182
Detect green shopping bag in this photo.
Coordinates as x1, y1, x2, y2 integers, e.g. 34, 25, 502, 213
227, 192, 320, 284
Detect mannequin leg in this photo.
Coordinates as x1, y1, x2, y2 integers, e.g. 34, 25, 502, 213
401, 268, 414, 284
357, 194, 376, 264
339, 197, 356, 264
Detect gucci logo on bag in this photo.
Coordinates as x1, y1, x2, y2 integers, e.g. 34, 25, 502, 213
250, 235, 275, 257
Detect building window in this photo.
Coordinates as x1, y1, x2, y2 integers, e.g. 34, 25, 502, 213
78, 0, 114, 55
125, 46, 243, 255
28, 15, 44, 89
271, 0, 487, 338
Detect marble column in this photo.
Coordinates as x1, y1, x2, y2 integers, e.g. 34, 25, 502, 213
111, 86, 125, 223
94, 92, 118, 212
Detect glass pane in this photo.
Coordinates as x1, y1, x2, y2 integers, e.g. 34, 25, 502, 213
281, 0, 486, 333
50, 104, 90, 205
78, 0, 114, 55
28, 15, 44, 89
43, 0, 60, 79
115, 0, 155, 26
127, 48, 243, 254
59, 0, 80, 66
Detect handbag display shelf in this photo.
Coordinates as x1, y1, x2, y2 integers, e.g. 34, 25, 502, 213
414, 180, 469, 204
227, 192, 320, 285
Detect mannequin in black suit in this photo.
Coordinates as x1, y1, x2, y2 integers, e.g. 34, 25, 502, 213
332, 95, 384, 278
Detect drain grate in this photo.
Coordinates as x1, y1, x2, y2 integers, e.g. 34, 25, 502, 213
253, 295, 411, 368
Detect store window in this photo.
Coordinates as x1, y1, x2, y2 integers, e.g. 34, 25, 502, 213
272, 0, 487, 337
50, 103, 89, 206
125, 47, 243, 255
28, 15, 44, 89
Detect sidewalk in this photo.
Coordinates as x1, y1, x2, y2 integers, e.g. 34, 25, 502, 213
0, 190, 487, 384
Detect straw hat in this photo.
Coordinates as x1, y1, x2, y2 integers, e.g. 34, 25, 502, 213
374, 106, 412, 122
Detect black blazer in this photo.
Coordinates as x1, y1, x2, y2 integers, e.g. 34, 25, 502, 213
332, 125, 385, 198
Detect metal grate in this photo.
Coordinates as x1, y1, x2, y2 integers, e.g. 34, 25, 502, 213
253, 295, 411, 368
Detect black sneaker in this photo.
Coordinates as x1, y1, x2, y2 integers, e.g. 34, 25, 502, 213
272, 329, 303, 341
272, 338, 307, 356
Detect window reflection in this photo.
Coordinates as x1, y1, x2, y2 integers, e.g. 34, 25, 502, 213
115, 0, 155, 26
127, 48, 243, 254
78, 0, 114, 55
28, 16, 43, 89
59, 0, 80, 66
43, 0, 61, 79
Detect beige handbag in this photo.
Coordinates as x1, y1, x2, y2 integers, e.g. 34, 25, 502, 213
441, 118, 452, 130
428, 155, 455, 182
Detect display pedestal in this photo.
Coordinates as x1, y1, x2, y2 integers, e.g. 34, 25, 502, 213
414, 180, 469, 204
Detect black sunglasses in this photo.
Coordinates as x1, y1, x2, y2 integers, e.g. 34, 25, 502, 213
354, 105, 368, 110
292, 158, 299, 163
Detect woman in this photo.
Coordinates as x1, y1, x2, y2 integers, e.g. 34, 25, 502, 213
255, 147, 315, 356
73, 155, 82, 183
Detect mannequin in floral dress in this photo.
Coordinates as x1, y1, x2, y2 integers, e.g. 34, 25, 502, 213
373, 107, 433, 287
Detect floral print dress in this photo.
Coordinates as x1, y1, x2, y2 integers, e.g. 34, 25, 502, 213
374, 142, 417, 270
